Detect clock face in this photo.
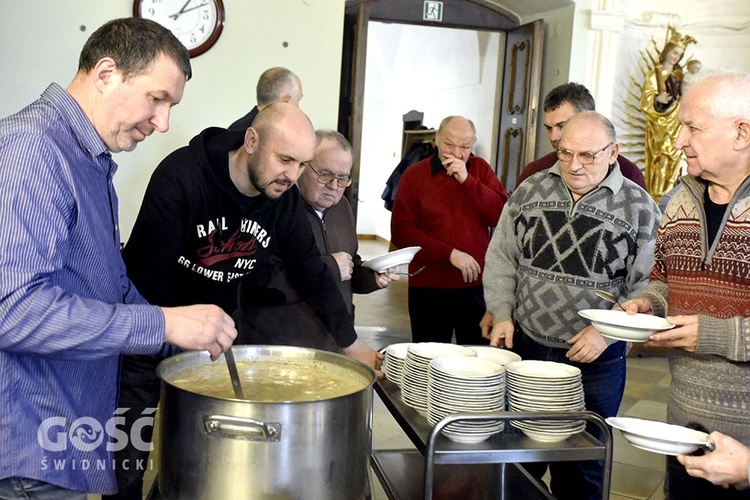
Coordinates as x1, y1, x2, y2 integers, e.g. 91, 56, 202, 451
134, 0, 225, 57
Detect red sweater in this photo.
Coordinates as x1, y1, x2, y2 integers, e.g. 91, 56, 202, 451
391, 155, 508, 288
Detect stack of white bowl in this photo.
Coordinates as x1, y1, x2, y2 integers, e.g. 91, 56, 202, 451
383, 342, 413, 388
401, 343, 476, 416
427, 356, 506, 443
505, 360, 586, 442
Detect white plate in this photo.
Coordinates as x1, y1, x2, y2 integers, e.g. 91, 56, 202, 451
512, 421, 586, 442
606, 417, 711, 456
505, 360, 581, 379
409, 343, 477, 359
466, 346, 522, 366
442, 430, 499, 444
430, 356, 504, 378
362, 246, 421, 272
579, 309, 674, 342
385, 342, 414, 359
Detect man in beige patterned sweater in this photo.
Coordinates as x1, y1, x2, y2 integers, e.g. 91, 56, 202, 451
625, 69, 750, 499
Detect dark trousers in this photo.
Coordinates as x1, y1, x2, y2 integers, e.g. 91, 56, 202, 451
101, 355, 162, 500
512, 329, 627, 500
666, 453, 748, 499
0, 478, 87, 500
408, 285, 486, 345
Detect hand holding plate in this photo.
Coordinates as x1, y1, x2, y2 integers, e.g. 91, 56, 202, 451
678, 431, 750, 488
646, 314, 699, 352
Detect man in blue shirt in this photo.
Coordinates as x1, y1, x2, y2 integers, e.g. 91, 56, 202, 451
0, 18, 237, 498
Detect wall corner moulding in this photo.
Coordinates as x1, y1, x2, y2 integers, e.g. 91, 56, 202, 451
590, 10, 625, 32
632, 10, 682, 28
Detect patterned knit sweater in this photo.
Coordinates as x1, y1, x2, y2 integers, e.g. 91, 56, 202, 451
485, 163, 661, 348
640, 175, 750, 443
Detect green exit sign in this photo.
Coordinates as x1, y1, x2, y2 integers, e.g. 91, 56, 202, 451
423, 1, 443, 22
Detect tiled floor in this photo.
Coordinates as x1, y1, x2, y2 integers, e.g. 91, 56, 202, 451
354, 238, 671, 500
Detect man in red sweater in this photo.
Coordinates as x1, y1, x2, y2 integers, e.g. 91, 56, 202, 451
391, 116, 508, 344
516, 82, 646, 190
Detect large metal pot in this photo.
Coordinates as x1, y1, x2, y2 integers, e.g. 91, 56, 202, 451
156, 345, 376, 499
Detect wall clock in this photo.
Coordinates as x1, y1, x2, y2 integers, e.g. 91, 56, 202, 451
133, 0, 225, 58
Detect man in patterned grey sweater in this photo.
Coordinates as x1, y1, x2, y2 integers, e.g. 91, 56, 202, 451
482, 111, 660, 500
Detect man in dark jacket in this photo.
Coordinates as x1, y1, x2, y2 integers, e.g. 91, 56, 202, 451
107, 104, 382, 499
227, 67, 303, 132
240, 129, 398, 348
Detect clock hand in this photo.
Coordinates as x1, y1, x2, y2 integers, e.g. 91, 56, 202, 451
169, 0, 192, 20
169, 1, 209, 20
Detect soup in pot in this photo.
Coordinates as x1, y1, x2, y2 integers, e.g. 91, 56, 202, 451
168, 358, 370, 401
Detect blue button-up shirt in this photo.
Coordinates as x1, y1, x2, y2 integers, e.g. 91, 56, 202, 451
0, 84, 165, 494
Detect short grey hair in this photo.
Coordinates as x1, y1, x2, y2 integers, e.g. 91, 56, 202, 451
315, 129, 353, 157
437, 116, 477, 144
563, 110, 617, 143
256, 67, 300, 107
686, 68, 750, 120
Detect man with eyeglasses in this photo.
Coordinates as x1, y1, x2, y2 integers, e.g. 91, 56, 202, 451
482, 111, 660, 500
391, 115, 508, 345
515, 82, 646, 190
106, 104, 383, 499
237, 129, 398, 348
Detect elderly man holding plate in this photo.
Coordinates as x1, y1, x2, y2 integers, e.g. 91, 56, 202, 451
482, 111, 660, 500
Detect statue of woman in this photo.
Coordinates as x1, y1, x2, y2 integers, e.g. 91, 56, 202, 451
639, 27, 697, 202
640, 40, 687, 202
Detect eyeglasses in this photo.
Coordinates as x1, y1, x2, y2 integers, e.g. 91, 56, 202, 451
307, 163, 353, 188
556, 142, 613, 165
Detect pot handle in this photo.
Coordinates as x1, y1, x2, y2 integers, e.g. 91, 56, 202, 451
203, 415, 282, 442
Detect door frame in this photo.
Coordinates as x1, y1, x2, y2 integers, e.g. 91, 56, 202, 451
338, 0, 536, 219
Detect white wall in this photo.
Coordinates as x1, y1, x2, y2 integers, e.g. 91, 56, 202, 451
357, 23, 503, 239
0, 0, 346, 241
4, 1, 746, 241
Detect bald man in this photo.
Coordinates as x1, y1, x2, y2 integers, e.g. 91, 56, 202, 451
391, 115, 508, 345
107, 103, 382, 499
228, 66, 303, 132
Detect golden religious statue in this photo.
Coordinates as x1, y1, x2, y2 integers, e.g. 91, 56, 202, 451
640, 25, 697, 202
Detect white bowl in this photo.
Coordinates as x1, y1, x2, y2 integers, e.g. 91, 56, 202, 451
362, 246, 421, 273
408, 343, 477, 359
466, 346, 522, 366
579, 309, 674, 342
430, 356, 504, 378
505, 360, 581, 379
606, 417, 711, 456
385, 342, 414, 359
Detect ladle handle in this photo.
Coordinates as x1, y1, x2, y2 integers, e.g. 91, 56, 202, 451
224, 347, 245, 399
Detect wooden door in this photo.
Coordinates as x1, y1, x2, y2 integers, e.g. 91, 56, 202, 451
496, 20, 544, 191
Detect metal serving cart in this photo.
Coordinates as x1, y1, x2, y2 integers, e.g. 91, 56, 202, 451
370, 377, 613, 499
